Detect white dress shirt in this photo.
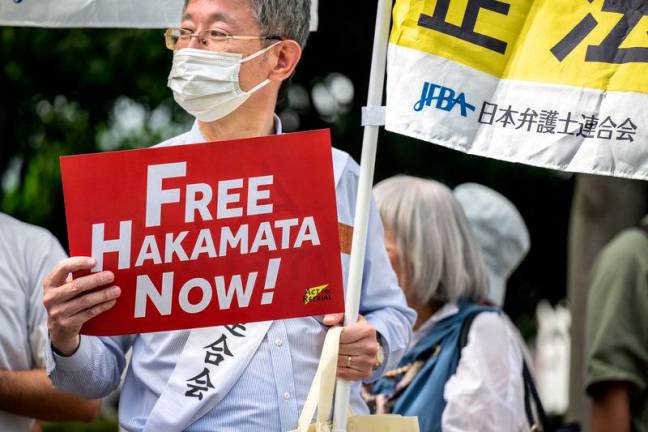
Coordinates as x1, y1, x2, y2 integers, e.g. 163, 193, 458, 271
46, 119, 416, 432
0, 213, 67, 431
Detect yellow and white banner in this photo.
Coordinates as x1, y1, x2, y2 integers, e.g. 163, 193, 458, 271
386, 0, 648, 180
0, 0, 318, 31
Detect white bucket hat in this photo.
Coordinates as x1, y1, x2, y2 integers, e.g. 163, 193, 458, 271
454, 183, 530, 307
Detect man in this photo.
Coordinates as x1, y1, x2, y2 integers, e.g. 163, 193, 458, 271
0, 212, 100, 431
585, 215, 648, 432
42, 1, 415, 431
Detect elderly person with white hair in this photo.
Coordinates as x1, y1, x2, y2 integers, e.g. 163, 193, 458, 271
369, 176, 527, 432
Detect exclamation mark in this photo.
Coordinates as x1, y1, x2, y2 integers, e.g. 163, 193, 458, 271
261, 258, 281, 305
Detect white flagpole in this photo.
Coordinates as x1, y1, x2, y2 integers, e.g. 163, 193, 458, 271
332, 0, 392, 430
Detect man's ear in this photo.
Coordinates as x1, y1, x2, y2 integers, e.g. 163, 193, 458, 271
268, 40, 302, 83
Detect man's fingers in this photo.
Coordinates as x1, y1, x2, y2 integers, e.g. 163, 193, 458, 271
340, 322, 375, 344
322, 313, 344, 326
339, 340, 379, 356
336, 367, 368, 381
61, 286, 121, 317
53, 271, 115, 304
336, 354, 373, 371
336, 369, 355, 380
81, 299, 118, 321
46, 257, 96, 288
62, 299, 118, 329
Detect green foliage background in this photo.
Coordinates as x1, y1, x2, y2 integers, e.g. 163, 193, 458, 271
1, 27, 191, 240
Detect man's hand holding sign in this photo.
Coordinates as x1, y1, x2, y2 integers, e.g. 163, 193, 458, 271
44, 258, 118, 356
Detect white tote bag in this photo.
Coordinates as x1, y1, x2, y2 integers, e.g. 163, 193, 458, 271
291, 327, 419, 432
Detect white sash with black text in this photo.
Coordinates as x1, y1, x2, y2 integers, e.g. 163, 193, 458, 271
143, 321, 272, 432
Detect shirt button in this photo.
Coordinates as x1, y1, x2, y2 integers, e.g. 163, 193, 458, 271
274, 338, 283, 347
283, 392, 290, 400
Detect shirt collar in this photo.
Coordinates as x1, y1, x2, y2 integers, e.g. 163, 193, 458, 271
188, 114, 283, 143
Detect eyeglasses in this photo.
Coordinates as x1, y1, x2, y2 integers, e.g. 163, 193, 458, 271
165, 27, 282, 50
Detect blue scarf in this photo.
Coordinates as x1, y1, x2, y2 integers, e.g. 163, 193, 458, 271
372, 302, 497, 432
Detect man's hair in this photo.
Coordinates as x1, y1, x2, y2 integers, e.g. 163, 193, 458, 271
374, 176, 489, 306
183, 0, 311, 48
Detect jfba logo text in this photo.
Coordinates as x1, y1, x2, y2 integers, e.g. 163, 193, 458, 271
413, 82, 475, 117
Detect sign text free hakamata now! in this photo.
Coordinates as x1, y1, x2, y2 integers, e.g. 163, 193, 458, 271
61, 130, 345, 336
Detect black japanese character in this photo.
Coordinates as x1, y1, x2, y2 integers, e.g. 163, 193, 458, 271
578, 114, 599, 138
558, 112, 580, 135
552, 0, 648, 64
496, 105, 518, 128
616, 118, 638, 142
516, 108, 538, 131
224, 324, 246, 337
418, 0, 511, 54
185, 368, 214, 400
597, 116, 617, 139
203, 334, 233, 366
537, 110, 559, 134
478, 102, 498, 125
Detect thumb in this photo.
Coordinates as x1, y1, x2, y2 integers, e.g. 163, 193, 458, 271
322, 313, 344, 326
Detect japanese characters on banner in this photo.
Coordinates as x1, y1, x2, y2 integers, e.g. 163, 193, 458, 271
60, 130, 343, 336
0, 0, 319, 31
386, 0, 648, 180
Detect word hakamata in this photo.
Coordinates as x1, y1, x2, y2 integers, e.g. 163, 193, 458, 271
90, 162, 321, 272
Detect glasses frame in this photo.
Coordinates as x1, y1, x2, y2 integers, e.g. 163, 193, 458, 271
165, 27, 282, 50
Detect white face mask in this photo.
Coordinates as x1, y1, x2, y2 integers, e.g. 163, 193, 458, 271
167, 42, 280, 122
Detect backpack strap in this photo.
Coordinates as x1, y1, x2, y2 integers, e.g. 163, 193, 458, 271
457, 308, 487, 352
522, 359, 551, 432
457, 308, 552, 432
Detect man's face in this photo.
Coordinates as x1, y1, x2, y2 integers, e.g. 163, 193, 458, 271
181, 0, 276, 92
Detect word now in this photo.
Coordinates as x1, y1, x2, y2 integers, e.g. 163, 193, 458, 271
135, 258, 282, 318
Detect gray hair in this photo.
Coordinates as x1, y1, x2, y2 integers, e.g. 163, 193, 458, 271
373, 176, 489, 305
184, 0, 311, 47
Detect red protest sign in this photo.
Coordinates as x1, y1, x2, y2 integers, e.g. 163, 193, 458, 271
60, 130, 344, 336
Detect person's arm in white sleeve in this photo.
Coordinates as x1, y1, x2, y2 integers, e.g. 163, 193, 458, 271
442, 312, 526, 432
29, 233, 67, 369
0, 233, 100, 422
